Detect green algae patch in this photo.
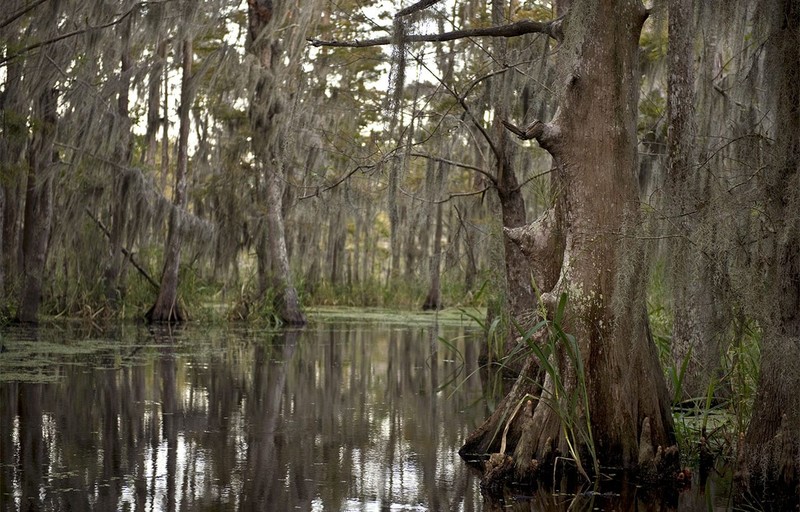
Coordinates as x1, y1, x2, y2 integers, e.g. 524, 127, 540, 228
0, 323, 163, 383
306, 306, 482, 327
0, 338, 137, 383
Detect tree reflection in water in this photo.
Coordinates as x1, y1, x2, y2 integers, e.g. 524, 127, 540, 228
0, 322, 487, 511
0, 322, 734, 511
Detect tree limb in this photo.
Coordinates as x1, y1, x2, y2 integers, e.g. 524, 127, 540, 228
84, 208, 160, 291
297, 163, 377, 200
0, 0, 48, 30
434, 185, 491, 204
396, 0, 445, 18
308, 19, 562, 48
408, 152, 496, 184
502, 119, 561, 152
0, 2, 162, 65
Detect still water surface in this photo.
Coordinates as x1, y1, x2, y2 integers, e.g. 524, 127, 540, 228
1, 317, 486, 511
0, 314, 737, 511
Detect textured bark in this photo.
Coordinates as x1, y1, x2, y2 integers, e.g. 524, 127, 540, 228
148, 37, 193, 323
496, 157, 535, 333
0, 41, 27, 303
18, 88, 57, 323
491, 0, 536, 355
248, 0, 306, 325
422, 161, 445, 311
504, 206, 565, 298
463, 0, 678, 480
737, 0, 800, 506
665, 0, 728, 402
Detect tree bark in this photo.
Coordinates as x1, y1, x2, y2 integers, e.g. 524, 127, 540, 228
0, 184, 4, 300
462, 0, 678, 483
247, 0, 306, 325
147, 36, 193, 323
0, 44, 25, 303
422, 160, 445, 310
737, 0, 800, 505
18, 87, 57, 323
665, 0, 729, 402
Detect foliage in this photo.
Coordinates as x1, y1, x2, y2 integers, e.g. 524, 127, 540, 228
515, 292, 598, 480
648, 260, 761, 467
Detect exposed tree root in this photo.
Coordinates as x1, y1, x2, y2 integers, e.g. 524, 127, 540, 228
145, 301, 186, 324
637, 417, 681, 483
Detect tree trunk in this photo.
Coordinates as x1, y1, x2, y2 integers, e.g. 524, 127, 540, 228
737, 0, 800, 505
0, 41, 27, 306
104, 17, 134, 306
327, 204, 344, 286
141, 40, 166, 168
0, 183, 4, 302
160, 45, 170, 192
491, 0, 536, 354
462, 0, 678, 483
461, 204, 478, 291
265, 167, 305, 324
422, 161, 445, 310
18, 87, 58, 323
147, 37, 193, 323
247, 0, 306, 325
665, 0, 729, 402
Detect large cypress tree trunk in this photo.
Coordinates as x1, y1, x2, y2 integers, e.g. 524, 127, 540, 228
665, 0, 730, 402
148, 37, 193, 323
737, 0, 800, 506
462, 0, 678, 483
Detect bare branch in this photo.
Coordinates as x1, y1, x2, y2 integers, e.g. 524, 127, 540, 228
84, 208, 160, 290
298, 163, 377, 200
408, 152, 496, 185
405, 51, 502, 162
396, 0, 445, 18
510, 168, 556, 193
0, 2, 166, 66
435, 185, 491, 204
308, 19, 561, 48
0, 0, 48, 30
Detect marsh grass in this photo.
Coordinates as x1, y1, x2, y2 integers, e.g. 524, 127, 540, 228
516, 292, 598, 480
647, 262, 761, 468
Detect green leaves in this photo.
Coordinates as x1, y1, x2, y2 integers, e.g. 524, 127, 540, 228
517, 292, 598, 480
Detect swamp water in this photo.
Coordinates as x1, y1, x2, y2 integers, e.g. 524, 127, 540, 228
0, 311, 737, 511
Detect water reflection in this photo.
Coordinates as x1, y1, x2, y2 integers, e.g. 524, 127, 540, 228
0, 321, 737, 511
0, 322, 487, 511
